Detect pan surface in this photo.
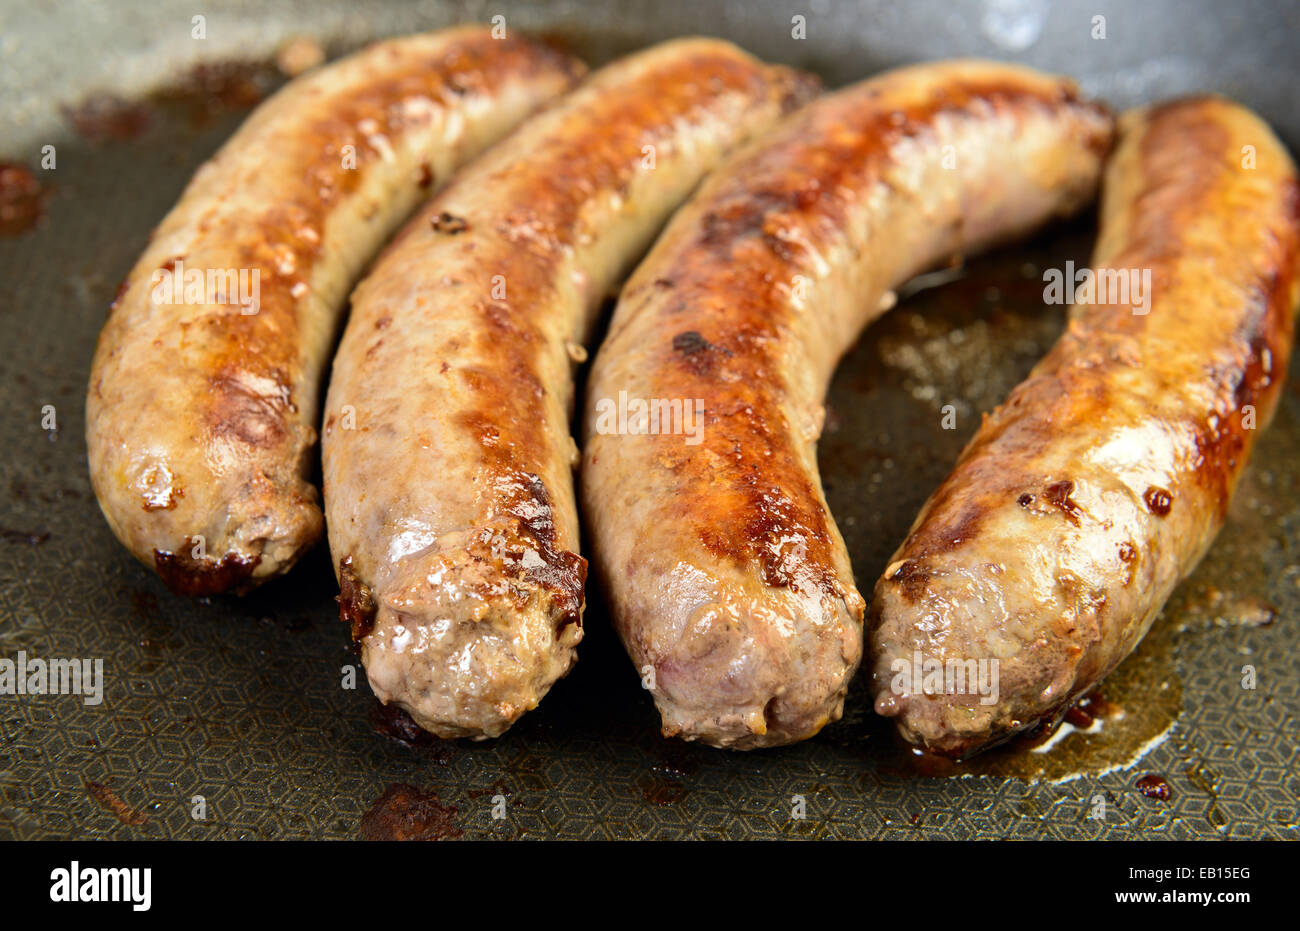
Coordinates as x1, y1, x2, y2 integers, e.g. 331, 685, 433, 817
1, 0, 1297, 839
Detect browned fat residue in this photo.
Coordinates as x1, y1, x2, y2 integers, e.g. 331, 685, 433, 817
369, 702, 428, 743
1063, 689, 1118, 728
359, 783, 462, 841
0, 162, 48, 236
979, 690, 1120, 756
338, 556, 377, 650
63, 94, 153, 142
153, 542, 259, 596
417, 162, 434, 189
151, 60, 278, 125
368, 701, 455, 762
1136, 773, 1170, 800
636, 72, 1106, 602
85, 781, 149, 826
652, 740, 704, 779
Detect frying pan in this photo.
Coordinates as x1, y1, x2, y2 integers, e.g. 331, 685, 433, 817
1, 0, 1296, 840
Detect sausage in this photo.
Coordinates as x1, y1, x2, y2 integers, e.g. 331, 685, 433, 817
869, 96, 1300, 758
582, 61, 1114, 749
86, 26, 583, 595
321, 39, 819, 739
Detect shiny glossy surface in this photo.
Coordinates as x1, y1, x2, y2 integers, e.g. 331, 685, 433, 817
584, 61, 1113, 748
322, 39, 817, 739
870, 96, 1300, 758
85, 27, 583, 594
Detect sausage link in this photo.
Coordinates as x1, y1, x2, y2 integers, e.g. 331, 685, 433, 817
322, 39, 818, 739
582, 61, 1113, 748
86, 27, 583, 595
870, 96, 1300, 758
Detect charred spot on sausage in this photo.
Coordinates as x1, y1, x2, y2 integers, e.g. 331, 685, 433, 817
1143, 486, 1173, 516
1043, 479, 1082, 526
337, 556, 378, 652
672, 330, 712, 355
504, 473, 587, 632
430, 211, 469, 234
153, 543, 260, 597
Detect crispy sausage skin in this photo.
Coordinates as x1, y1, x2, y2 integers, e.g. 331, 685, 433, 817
870, 97, 1300, 758
86, 27, 583, 595
322, 39, 818, 739
582, 62, 1114, 749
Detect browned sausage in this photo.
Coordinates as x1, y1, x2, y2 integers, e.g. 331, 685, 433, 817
870, 96, 1300, 758
321, 39, 819, 739
582, 61, 1113, 748
86, 27, 583, 595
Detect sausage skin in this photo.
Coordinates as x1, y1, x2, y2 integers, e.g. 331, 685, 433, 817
322, 39, 819, 739
870, 96, 1300, 758
86, 27, 583, 595
582, 61, 1114, 748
